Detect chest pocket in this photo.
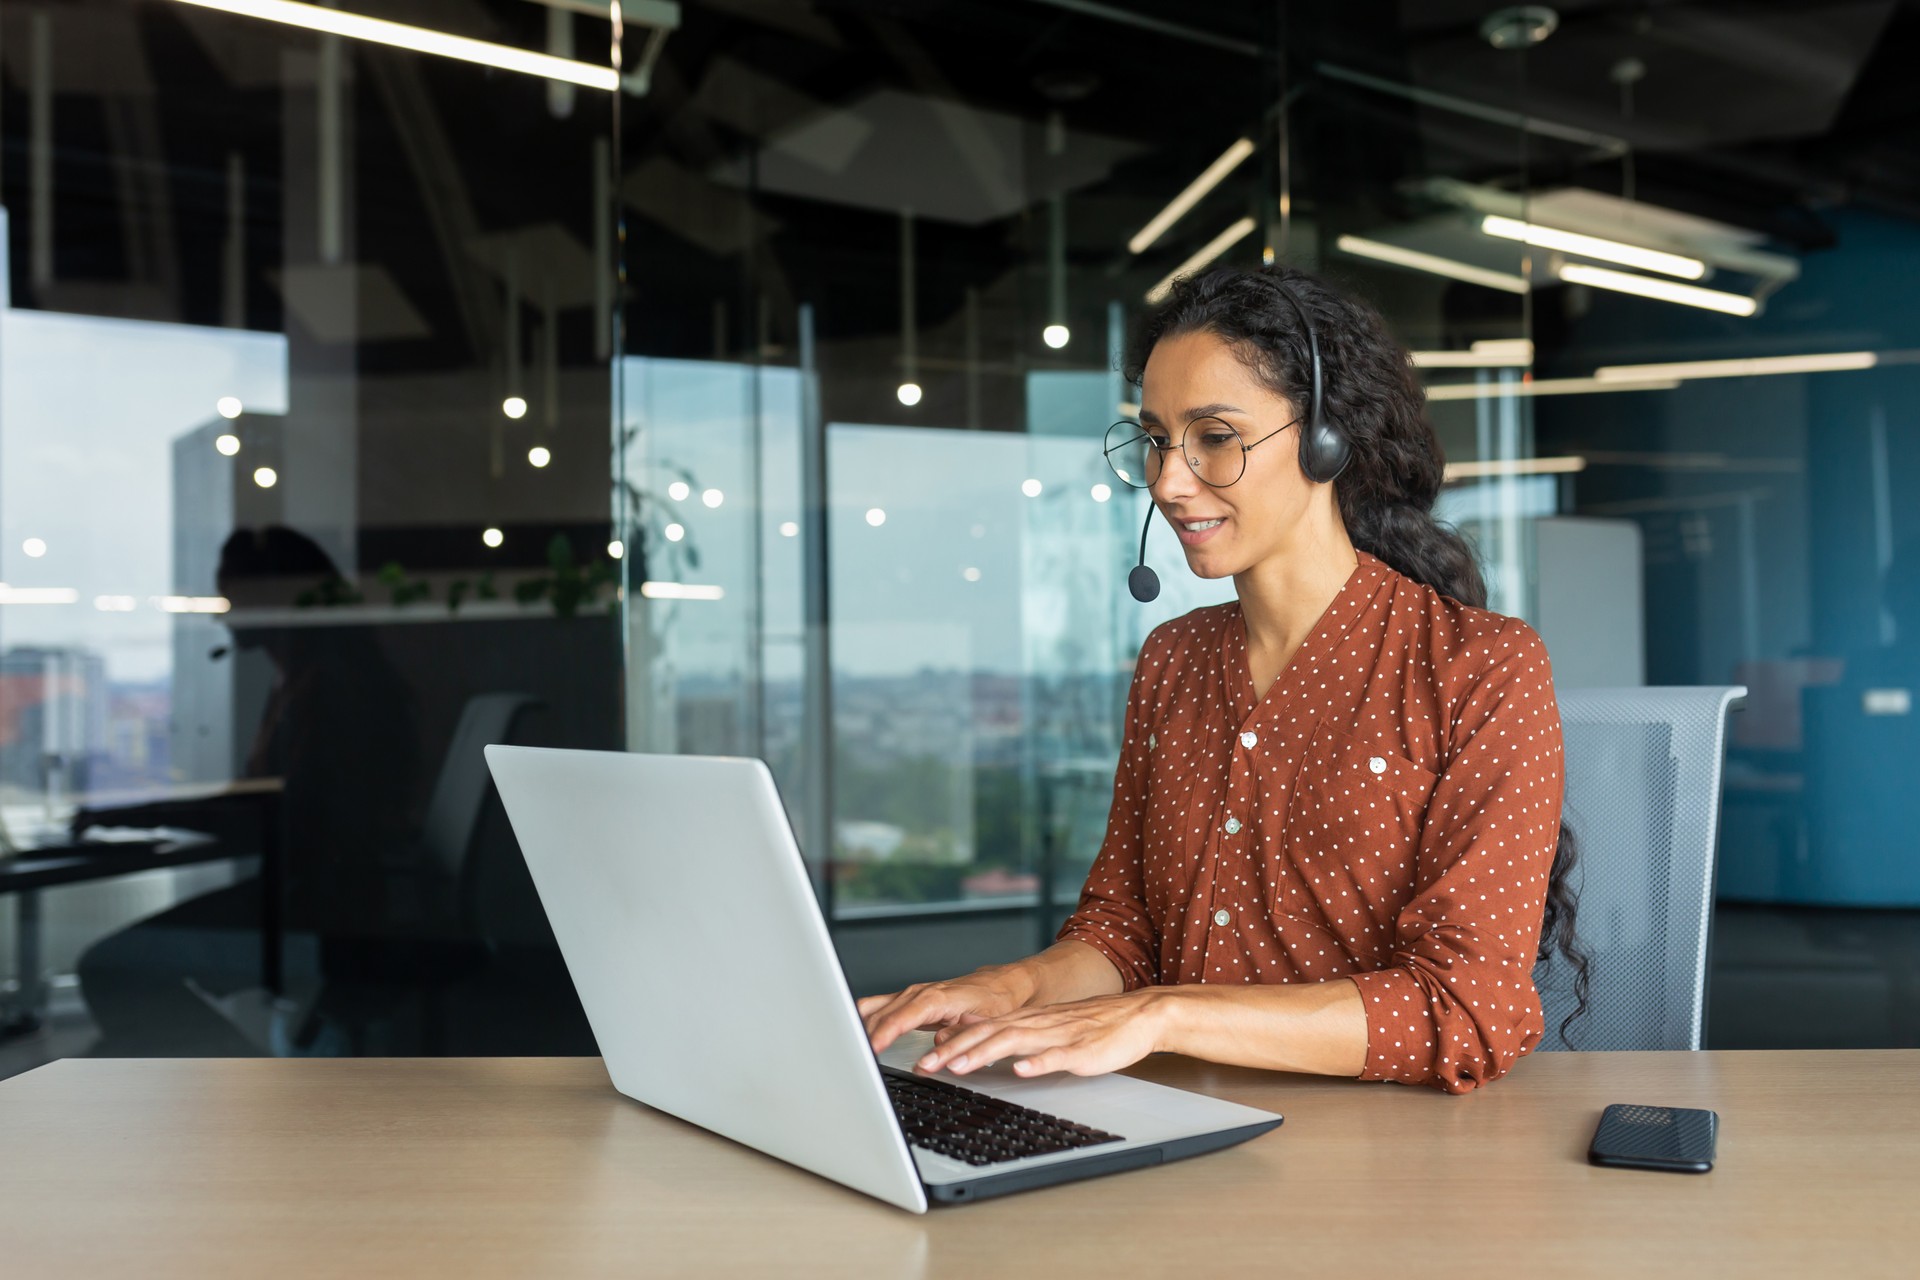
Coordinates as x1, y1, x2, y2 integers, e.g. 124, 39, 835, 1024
1276, 719, 1439, 937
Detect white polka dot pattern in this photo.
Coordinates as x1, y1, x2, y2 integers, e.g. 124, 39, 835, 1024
1055, 550, 1566, 1094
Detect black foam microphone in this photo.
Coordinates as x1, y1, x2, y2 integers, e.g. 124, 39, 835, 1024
1128, 503, 1160, 603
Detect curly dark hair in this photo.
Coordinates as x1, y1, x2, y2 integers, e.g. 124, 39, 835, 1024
1124, 261, 1591, 1044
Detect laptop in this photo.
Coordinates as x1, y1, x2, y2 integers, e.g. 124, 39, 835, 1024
483, 746, 1282, 1212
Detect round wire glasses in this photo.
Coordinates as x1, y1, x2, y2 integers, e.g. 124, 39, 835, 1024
1102, 416, 1300, 490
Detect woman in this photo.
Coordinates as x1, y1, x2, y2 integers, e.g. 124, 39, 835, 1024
861, 263, 1586, 1094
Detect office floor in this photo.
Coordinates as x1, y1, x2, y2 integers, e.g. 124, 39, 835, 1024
2, 903, 1916, 1082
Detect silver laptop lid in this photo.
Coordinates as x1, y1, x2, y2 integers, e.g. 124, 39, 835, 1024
483, 746, 928, 1213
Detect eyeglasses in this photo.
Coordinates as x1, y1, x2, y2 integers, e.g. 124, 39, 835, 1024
1102, 416, 1300, 490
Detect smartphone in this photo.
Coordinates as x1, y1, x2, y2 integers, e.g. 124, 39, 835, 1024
1588, 1104, 1717, 1173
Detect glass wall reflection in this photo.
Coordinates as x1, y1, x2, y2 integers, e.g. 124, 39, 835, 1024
1, 0, 616, 1058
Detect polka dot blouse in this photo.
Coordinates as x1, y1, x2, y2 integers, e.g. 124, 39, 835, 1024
1056, 550, 1566, 1094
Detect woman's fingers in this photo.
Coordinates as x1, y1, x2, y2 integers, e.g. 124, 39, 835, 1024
917, 1009, 1065, 1073
860, 985, 931, 1051
930, 1012, 991, 1045
856, 984, 920, 1026
1010, 1045, 1076, 1077
926, 1020, 1066, 1075
864, 985, 984, 1053
913, 993, 1156, 1078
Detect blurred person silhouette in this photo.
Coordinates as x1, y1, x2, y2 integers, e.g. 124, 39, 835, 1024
76, 526, 421, 1055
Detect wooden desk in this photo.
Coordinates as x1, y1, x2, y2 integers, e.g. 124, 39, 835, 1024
1, 1050, 1912, 1278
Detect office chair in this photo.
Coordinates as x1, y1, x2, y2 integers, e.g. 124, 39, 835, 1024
414, 693, 547, 931
294, 692, 543, 1053
1534, 686, 1746, 1051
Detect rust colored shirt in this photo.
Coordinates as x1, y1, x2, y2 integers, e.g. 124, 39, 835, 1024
1056, 550, 1565, 1093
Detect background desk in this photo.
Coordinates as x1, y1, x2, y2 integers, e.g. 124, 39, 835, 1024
0, 779, 285, 1038
1, 1050, 1912, 1278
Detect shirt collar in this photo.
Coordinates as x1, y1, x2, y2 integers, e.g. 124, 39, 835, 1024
1225, 550, 1390, 718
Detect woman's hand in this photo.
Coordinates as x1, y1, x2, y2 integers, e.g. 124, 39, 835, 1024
912, 989, 1174, 1079
859, 964, 1037, 1055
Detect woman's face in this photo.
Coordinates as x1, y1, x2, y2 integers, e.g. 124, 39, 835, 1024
1138, 328, 1321, 581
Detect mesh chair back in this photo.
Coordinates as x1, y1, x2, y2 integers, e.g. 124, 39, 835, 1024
420, 693, 541, 884
1534, 686, 1745, 1052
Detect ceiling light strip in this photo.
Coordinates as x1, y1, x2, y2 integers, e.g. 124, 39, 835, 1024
1147, 216, 1257, 303
154, 595, 234, 614
1471, 339, 1534, 359
1411, 341, 1534, 368
1593, 352, 1880, 382
1127, 138, 1256, 255
0, 585, 80, 605
1423, 377, 1680, 401
169, 0, 621, 90
1482, 215, 1705, 280
1335, 235, 1530, 294
1558, 264, 1756, 316
639, 581, 726, 601
1443, 456, 1588, 479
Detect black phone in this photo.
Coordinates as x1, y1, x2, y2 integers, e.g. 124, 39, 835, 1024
1588, 1104, 1718, 1173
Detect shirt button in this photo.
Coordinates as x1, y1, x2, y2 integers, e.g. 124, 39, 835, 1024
1369, 756, 1387, 775
1213, 909, 1231, 927
1224, 817, 1242, 835
1240, 730, 1258, 749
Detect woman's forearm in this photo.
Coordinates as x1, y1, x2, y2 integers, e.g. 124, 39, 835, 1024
1005, 939, 1126, 1008
1152, 978, 1369, 1078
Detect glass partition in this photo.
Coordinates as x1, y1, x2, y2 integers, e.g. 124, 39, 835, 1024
1, 0, 617, 1059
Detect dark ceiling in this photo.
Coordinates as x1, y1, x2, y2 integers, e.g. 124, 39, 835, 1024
3, 0, 1916, 376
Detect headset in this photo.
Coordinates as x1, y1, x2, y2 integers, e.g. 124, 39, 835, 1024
1275, 280, 1351, 485
1128, 276, 1350, 603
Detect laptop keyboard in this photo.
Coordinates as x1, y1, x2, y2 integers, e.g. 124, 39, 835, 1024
884, 1070, 1124, 1167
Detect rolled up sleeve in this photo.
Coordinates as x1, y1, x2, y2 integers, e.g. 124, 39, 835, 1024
1349, 620, 1565, 1093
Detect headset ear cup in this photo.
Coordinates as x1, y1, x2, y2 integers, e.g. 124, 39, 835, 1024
1308, 420, 1352, 483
